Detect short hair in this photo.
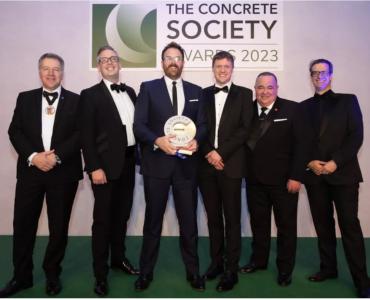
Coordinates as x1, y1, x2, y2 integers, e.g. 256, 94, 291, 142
38, 53, 64, 71
309, 58, 333, 74
212, 51, 234, 68
96, 45, 118, 62
255, 72, 278, 85
161, 42, 185, 61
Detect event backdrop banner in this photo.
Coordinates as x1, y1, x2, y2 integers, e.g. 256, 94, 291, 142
91, 1, 283, 70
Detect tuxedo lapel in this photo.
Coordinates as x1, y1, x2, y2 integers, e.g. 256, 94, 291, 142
258, 98, 281, 139
32, 88, 44, 149
51, 87, 67, 140
319, 94, 337, 138
218, 84, 236, 130
204, 88, 216, 145
99, 81, 123, 125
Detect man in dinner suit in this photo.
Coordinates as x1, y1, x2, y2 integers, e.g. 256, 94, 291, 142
80, 45, 138, 296
301, 58, 370, 298
0, 53, 82, 297
198, 51, 253, 291
239, 72, 308, 287
133, 42, 207, 291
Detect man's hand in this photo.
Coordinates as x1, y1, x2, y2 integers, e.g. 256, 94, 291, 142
322, 160, 337, 175
206, 150, 224, 170
287, 179, 301, 193
155, 135, 177, 155
179, 139, 198, 153
307, 160, 326, 175
32, 150, 56, 172
91, 169, 107, 185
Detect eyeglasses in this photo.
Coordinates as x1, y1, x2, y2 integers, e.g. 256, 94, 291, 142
98, 56, 120, 64
163, 56, 183, 63
311, 71, 329, 77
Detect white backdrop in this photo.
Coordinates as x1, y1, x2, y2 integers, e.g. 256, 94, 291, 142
0, 1, 369, 237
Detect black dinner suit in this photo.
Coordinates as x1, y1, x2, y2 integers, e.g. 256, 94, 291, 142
244, 97, 307, 275
133, 77, 207, 277
301, 90, 370, 291
198, 84, 253, 273
8, 87, 82, 284
80, 81, 137, 281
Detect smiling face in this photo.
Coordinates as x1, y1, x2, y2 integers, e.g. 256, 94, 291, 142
254, 75, 278, 107
161, 47, 184, 80
310, 62, 332, 94
39, 58, 63, 91
213, 57, 233, 86
97, 49, 121, 82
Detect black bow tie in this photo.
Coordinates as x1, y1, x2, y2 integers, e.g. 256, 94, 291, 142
214, 86, 229, 94
110, 83, 126, 93
42, 91, 58, 105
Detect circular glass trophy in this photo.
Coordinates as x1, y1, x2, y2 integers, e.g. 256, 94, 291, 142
164, 115, 196, 155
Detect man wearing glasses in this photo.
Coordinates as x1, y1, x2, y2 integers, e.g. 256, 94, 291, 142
133, 42, 207, 291
302, 59, 370, 297
80, 45, 138, 296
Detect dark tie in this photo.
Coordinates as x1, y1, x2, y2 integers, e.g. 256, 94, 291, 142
42, 91, 58, 105
259, 107, 268, 120
110, 83, 126, 93
172, 81, 178, 115
214, 86, 229, 94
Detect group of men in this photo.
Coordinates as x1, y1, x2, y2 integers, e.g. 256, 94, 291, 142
0, 42, 369, 298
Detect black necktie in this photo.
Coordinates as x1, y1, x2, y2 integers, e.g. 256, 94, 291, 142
110, 83, 126, 93
259, 107, 268, 120
214, 86, 229, 94
172, 81, 178, 115
42, 91, 58, 105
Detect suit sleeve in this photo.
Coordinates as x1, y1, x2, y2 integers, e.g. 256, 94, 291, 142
289, 103, 311, 181
331, 95, 363, 167
194, 88, 207, 144
217, 89, 253, 161
8, 93, 36, 160
80, 89, 102, 173
133, 82, 158, 145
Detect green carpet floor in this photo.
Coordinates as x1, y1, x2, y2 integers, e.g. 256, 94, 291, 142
0, 236, 368, 298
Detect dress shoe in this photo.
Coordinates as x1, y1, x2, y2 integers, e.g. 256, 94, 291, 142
94, 280, 108, 296
308, 271, 338, 282
111, 257, 139, 275
135, 275, 153, 291
239, 262, 267, 274
358, 287, 370, 298
202, 264, 224, 280
277, 272, 292, 286
187, 274, 205, 291
216, 271, 238, 292
46, 278, 62, 296
0, 279, 33, 297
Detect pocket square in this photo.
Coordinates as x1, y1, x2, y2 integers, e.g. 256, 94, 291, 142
274, 118, 287, 122
189, 99, 198, 102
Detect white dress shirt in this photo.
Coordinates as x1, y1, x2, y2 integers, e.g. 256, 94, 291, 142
257, 101, 275, 117
214, 82, 232, 148
164, 75, 185, 115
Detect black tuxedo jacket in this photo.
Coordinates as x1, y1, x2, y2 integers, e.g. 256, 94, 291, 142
8, 87, 83, 183
245, 97, 308, 185
134, 77, 207, 179
80, 81, 137, 180
199, 83, 253, 178
301, 91, 363, 185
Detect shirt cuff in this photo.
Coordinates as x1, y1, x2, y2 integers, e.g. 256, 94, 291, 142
27, 152, 38, 166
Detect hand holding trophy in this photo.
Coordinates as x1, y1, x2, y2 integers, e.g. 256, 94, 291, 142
164, 116, 196, 156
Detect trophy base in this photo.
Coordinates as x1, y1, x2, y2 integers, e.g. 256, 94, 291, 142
178, 149, 193, 156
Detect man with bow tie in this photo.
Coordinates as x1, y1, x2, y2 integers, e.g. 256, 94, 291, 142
198, 51, 253, 291
80, 45, 138, 296
240, 72, 308, 287
0, 53, 82, 297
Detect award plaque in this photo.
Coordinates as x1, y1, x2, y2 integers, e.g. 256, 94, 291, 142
164, 115, 196, 155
